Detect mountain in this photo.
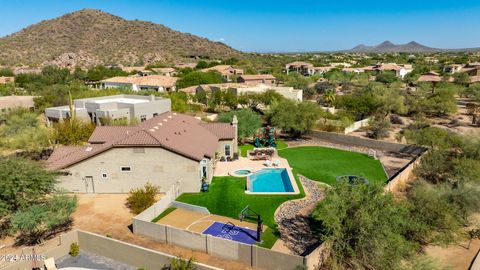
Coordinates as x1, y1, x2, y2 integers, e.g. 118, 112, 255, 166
0, 9, 240, 67
347, 40, 440, 53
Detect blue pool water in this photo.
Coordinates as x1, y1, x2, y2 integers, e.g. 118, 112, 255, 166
249, 168, 294, 192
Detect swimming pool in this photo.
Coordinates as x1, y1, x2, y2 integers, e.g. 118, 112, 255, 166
248, 168, 294, 193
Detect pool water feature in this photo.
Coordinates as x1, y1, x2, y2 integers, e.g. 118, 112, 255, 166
247, 168, 295, 193
230, 168, 253, 177
234, 169, 253, 176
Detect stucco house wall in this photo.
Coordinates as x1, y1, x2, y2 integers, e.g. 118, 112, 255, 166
57, 147, 212, 194
215, 139, 236, 159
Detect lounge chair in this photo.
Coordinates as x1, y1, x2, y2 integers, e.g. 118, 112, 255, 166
43, 257, 58, 270
264, 160, 271, 167
274, 160, 280, 167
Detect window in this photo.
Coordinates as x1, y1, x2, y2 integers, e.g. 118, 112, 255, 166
101, 173, 108, 179
120, 166, 132, 172
140, 115, 147, 122
224, 145, 231, 156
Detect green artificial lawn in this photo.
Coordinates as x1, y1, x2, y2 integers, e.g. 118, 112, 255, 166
239, 143, 254, 157
151, 207, 176, 223
278, 146, 388, 185
239, 139, 288, 158
176, 175, 305, 248
276, 139, 288, 150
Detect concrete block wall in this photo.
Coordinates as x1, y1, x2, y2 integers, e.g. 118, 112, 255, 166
133, 219, 318, 270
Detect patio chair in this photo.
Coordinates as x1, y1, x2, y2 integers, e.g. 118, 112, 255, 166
43, 257, 58, 270
274, 160, 280, 167
264, 160, 271, 167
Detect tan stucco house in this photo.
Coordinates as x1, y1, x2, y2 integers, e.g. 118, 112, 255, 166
47, 112, 238, 194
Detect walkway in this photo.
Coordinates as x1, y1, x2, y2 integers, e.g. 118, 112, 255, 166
274, 175, 324, 255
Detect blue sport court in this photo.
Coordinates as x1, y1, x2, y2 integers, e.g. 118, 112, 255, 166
202, 221, 258, 244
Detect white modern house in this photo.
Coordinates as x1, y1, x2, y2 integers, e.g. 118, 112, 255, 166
45, 94, 171, 125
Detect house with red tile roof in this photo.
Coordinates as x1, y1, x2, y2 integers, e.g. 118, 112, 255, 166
47, 112, 238, 194
237, 74, 277, 85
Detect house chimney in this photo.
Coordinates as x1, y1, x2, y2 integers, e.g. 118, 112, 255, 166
232, 115, 238, 154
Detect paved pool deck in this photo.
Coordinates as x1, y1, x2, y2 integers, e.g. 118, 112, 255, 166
213, 156, 300, 194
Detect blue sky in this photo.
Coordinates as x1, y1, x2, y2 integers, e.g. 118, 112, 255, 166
1, 0, 479, 52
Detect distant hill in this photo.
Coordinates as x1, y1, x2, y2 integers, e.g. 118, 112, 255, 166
346, 40, 480, 53
0, 9, 240, 67
347, 41, 440, 53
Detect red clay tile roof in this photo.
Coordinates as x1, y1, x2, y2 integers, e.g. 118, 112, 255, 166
47, 112, 235, 170
238, 74, 276, 81
200, 123, 236, 140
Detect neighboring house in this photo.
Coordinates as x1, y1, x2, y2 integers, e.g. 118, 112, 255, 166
192, 83, 303, 102
237, 74, 277, 85
0, 95, 36, 112
371, 63, 413, 79
151, 67, 176, 77
0, 76, 15, 84
137, 70, 155, 77
443, 64, 463, 74
462, 66, 480, 77
45, 94, 171, 124
313, 66, 334, 75
12, 67, 42, 75
417, 71, 443, 82
201, 65, 244, 81
342, 67, 365, 74
121, 66, 146, 73
285, 61, 315, 76
330, 62, 352, 68
47, 112, 238, 194
174, 63, 197, 69
101, 75, 178, 92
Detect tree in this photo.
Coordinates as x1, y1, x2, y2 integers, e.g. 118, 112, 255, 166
176, 71, 225, 89
311, 182, 416, 270
169, 92, 189, 113
10, 195, 77, 245
0, 157, 57, 220
321, 89, 336, 107
0, 108, 51, 151
126, 183, 160, 214
466, 102, 480, 125
268, 99, 320, 137
375, 72, 398, 85
218, 109, 261, 142
453, 72, 470, 86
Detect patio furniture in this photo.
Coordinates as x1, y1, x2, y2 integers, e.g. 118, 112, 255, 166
264, 160, 271, 167
274, 160, 280, 167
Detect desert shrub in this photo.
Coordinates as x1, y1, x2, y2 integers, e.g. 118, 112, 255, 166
390, 114, 404, 125
69, 242, 80, 257
367, 115, 391, 139
126, 183, 160, 214
52, 118, 95, 146
162, 257, 196, 270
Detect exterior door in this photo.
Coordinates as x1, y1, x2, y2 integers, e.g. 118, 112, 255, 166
84, 176, 95, 193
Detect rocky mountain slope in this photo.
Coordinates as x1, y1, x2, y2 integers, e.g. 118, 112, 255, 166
0, 9, 240, 67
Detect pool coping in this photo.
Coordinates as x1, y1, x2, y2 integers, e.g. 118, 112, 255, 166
244, 167, 300, 195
